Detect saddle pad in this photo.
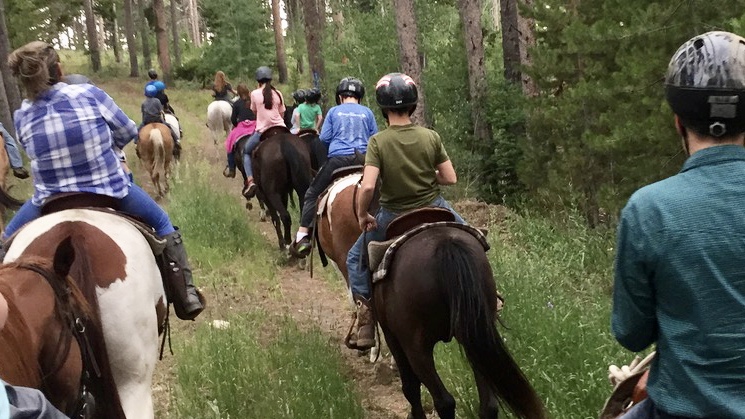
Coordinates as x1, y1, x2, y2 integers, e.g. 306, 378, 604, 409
369, 222, 490, 283
316, 173, 362, 226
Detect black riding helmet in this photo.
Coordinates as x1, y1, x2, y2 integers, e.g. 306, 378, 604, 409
255, 66, 273, 83
336, 77, 365, 105
307, 88, 322, 103
665, 31, 745, 138
148, 68, 158, 80
375, 73, 418, 113
292, 89, 307, 103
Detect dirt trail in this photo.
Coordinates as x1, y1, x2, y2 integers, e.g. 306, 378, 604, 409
143, 101, 414, 418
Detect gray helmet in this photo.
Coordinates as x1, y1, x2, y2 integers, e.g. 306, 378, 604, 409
63, 74, 93, 85
148, 68, 158, 80
665, 31, 745, 137
292, 89, 307, 103
255, 66, 273, 82
336, 77, 365, 105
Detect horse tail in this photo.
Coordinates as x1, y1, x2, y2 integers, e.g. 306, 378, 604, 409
65, 234, 127, 419
150, 127, 166, 184
433, 235, 546, 419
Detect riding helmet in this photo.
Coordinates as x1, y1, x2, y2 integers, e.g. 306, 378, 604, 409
63, 74, 92, 85
255, 66, 273, 82
665, 31, 745, 137
336, 77, 365, 105
307, 87, 322, 103
292, 89, 307, 103
375, 73, 418, 110
145, 84, 158, 98
154, 81, 166, 92
148, 68, 158, 80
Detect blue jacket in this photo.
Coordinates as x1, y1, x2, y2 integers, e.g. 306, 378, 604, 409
319, 103, 377, 157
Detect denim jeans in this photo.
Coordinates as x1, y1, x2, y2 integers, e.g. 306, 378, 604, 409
242, 131, 262, 178
4, 381, 68, 419
2, 183, 175, 240
0, 124, 24, 169
619, 399, 698, 419
346, 195, 465, 298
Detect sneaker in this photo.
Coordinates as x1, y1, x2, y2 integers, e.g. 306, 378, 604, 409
223, 166, 236, 178
290, 236, 312, 258
242, 181, 257, 198
12, 167, 29, 179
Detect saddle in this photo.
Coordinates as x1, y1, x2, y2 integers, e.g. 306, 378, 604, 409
315, 171, 363, 219
297, 128, 318, 138
259, 125, 291, 141
5, 193, 167, 255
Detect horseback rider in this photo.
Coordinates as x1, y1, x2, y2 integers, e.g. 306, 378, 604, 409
296, 88, 323, 133
0, 123, 29, 180
612, 31, 745, 419
223, 83, 257, 178
241, 66, 287, 198
212, 71, 237, 103
3, 41, 204, 321
288, 89, 307, 134
290, 77, 378, 257
139, 84, 180, 155
346, 73, 465, 350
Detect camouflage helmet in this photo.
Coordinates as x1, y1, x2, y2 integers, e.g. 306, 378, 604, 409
665, 31, 745, 137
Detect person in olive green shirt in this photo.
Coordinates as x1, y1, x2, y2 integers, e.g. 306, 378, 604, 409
347, 72, 465, 350
614, 31, 745, 419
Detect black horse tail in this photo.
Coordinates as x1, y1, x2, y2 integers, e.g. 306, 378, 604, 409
280, 137, 312, 207
434, 236, 546, 419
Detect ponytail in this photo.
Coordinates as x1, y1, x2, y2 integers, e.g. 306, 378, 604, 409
262, 82, 284, 110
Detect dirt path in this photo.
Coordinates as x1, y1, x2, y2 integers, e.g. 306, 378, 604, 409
143, 101, 414, 418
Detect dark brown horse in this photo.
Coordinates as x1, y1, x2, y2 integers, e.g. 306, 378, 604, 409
375, 226, 546, 419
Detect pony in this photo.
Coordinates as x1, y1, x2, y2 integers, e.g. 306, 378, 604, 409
164, 113, 181, 143
137, 123, 174, 198
374, 225, 546, 419
206, 101, 232, 145
0, 209, 167, 418
251, 127, 313, 249
0, 133, 24, 236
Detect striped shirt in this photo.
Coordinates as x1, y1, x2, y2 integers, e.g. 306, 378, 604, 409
14, 83, 136, 206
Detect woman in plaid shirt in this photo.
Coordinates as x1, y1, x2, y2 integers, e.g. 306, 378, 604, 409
2, 41, 204, 321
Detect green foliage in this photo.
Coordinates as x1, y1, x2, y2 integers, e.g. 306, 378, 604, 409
6, 0, 83, 46
173, 313, 364, 419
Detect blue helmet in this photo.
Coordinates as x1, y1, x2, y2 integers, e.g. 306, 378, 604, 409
145, 84, 158, 97
153, 81, 166, 92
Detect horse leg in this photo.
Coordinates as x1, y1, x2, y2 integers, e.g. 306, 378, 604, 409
475, 370, 499, 419
281, 193, 292, 247
264, 193, 286, 250
405, 342, 456, 419
383, 328, 427, 419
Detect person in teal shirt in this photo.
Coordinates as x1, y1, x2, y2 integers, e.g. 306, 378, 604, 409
613, 31, 745, 419
295, 88, 323, 132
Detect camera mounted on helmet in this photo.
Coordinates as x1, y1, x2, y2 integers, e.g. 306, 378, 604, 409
665, 31, 745, 138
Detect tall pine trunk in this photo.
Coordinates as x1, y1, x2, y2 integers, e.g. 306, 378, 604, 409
186, 0, 201, 47
457, 0, 492, 145
287, 0, 304, 74
301, 0, 325, 88
271, 0, 288, 83
170, 0, 181, 67
153, 0, 172, 84
124, 0, 139, 77
138, 0, 152, 69
501, 0, 536, 95
391, 0, 427, 125
0, 0, 21, 117
84, 0, 101, 72
112, 5, 122, 63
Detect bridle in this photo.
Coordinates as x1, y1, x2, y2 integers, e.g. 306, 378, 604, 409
15, 262, 101, 418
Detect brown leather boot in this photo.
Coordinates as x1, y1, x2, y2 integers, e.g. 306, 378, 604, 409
162, 229, 205, 320
354, 295, 375, 349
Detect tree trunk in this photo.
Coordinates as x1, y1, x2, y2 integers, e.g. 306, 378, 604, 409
84, 0, 101, 71
491, 0, 501, 31
185, 0, 200, 47
138, 0, 152, 69
457, 0, 492, 146
287, 0, 304, 74
112, 4, 122, 63
124, 0, 139, 77
97, 16, 107, 53
170, 0, 181, 67
153, 0, 172, 84
271, 0, 288, 83
517, 0, 537, 96
391, 0, 427, 125
331, 0, 344, 41
501, 0, 536, 96
0, 0, 21, 116
73, 16, 85, 50
301, 0, 325, 88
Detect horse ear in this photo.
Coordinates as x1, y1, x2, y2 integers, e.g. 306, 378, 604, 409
53, 236, 76, 278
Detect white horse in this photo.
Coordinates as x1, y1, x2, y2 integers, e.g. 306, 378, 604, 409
4, 210, 166, 418
164, 113, 181, 143
206, 101, 232, 145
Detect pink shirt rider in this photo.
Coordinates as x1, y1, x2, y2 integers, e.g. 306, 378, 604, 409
250, 87, 286, 133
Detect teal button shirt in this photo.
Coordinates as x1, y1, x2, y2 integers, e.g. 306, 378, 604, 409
613, 145, 745, 418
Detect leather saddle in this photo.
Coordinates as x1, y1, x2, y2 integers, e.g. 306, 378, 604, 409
297, 128, 318, 138
385, 207, 456, 240
259, 125, 291, 142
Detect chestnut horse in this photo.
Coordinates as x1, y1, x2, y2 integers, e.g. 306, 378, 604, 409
0, 209, 166, 418
375, 226, 546, 419
138, 123, 174, 198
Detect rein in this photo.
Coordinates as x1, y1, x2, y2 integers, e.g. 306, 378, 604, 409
17, 263, 100, 419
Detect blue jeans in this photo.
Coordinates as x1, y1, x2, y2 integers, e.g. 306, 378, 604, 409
346, 196, 465, 298
0, 124, 24, 169
2, 183, 175, 240
619, 399, 695, 419
242, 131, 262, 178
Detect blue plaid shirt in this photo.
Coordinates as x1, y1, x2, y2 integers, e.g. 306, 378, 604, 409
14, 83, 136, 206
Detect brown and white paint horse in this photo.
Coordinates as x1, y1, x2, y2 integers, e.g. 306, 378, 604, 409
138, 123, 174, 198
1, 209, 166, 418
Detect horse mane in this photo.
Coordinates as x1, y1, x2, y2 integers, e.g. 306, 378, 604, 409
0, 280, 41, 385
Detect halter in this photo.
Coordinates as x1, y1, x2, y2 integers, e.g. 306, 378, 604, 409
16, 262, 101, 419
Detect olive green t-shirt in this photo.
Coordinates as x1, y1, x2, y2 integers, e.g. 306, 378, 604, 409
365, 124, 450, 212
